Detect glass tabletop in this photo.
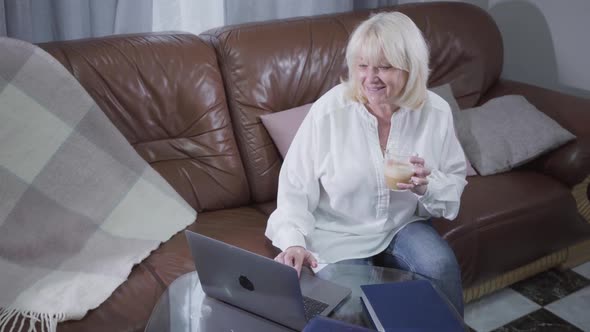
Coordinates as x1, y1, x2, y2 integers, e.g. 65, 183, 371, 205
144, 264, 450, 331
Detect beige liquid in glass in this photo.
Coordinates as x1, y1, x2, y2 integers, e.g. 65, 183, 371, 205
384, 161, 414, 190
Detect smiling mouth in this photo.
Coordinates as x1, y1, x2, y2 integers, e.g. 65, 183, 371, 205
366, 86, 385, 92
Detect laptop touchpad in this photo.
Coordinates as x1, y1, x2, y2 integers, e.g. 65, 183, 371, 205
300, 272, 351, 307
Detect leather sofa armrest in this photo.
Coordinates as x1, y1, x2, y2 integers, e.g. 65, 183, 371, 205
481, 79, 590, 191
524, 138, 590, 187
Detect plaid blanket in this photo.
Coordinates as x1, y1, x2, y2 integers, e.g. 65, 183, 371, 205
0, 37, 196, 331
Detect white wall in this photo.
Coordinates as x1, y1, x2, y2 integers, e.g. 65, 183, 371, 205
224, 0, 396, 26
399, 0, 590, 99
224, 0, 354, 25
0, 1, 6, 36
153, 0, 225, 36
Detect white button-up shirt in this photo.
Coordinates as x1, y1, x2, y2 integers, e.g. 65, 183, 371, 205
265, 84, 467, 263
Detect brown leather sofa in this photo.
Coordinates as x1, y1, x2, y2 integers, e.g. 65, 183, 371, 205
36, 2, 590, 331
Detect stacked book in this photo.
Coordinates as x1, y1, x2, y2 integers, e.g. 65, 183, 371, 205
360, 279, 466, 332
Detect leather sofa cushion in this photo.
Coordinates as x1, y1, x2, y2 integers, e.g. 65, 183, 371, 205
58, 263, 165, 332
143, 207, 278, 287
39, 33, 250, 212
434, 171, 590, 285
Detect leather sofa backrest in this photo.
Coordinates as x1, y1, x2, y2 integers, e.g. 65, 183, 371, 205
203, 16, 350, 203
204, 2, 503, 203
40, 33, 251, 212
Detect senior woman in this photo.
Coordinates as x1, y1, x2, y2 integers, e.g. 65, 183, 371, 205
265, 12, 468, 315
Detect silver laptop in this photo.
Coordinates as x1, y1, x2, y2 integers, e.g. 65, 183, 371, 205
185, 230, 351, 331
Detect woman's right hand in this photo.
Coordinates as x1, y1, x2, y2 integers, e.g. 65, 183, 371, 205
274, 246, 318, 277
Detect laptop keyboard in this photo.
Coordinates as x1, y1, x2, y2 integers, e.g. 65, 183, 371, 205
302, 296, 329, 320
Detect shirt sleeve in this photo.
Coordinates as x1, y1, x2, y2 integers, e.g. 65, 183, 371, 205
265, 107, 322, 252
416, 107, 468, 220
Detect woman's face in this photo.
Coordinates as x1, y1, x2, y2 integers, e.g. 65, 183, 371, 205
355, 52, 408, 107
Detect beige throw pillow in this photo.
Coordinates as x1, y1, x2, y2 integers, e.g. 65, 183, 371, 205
454, 95, 576, 175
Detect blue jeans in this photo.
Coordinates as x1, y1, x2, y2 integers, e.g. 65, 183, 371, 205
338, 220, 464, 316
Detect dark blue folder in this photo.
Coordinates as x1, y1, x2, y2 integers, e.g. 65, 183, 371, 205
303, 317, 374, 331
360, 279, 465, 332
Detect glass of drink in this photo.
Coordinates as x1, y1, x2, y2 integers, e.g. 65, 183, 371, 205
384, 149, 414, 191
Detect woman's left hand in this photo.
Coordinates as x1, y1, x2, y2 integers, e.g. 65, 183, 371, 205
397, 155, 430, 195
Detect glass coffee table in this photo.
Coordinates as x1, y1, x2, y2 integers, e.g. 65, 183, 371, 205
145, 264, 461, 331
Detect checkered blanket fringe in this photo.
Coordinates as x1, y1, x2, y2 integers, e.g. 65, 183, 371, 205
0, 37, 195, 331
0, 308, 64, 332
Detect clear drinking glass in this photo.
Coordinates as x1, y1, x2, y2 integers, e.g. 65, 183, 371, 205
384, 149, 414, 191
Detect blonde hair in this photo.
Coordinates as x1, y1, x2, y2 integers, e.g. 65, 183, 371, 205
344, 12, 430, 110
